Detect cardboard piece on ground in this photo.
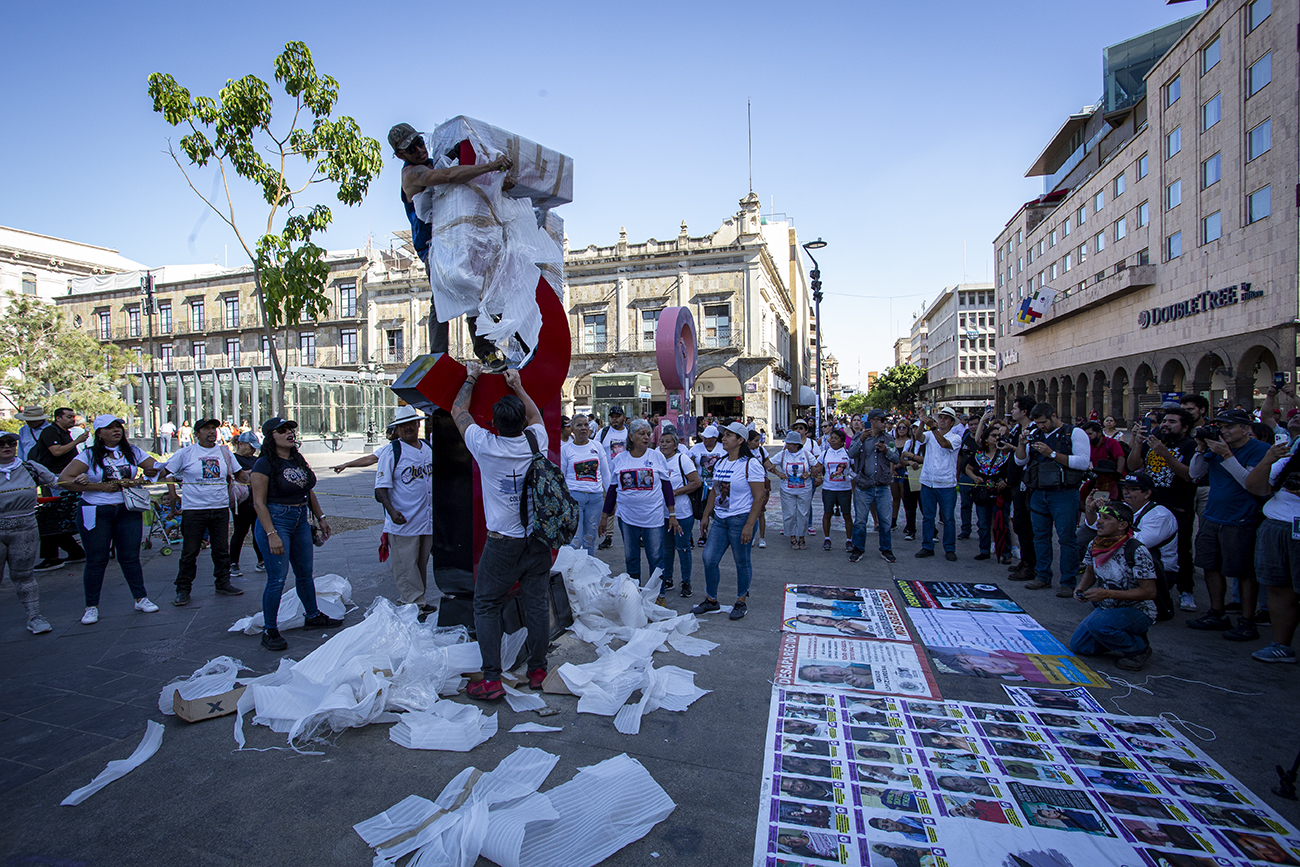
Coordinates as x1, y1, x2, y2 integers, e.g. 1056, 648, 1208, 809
173, 685, 247, 722
541, 668, 575, 696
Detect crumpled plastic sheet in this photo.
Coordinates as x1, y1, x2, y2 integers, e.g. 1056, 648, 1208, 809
509, 723, 561, 733
61, 721, 164, 806
228, 597, 482, 750
390, 702, 497, 752
158, 656, 246, 715
503, 684, 547, 713
228, 574, 352, 635
552, 548, 704, 648
355, 747, 674, 867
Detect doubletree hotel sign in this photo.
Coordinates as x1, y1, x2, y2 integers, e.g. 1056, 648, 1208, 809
1138, 282, 1264, 329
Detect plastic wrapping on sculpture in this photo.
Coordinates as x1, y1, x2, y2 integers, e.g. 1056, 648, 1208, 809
227, 573, 352, 634
158, 656, 247, 715
425, 116, 573, 211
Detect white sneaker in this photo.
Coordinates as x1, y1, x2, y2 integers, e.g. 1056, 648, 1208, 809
134, 597, 160, 613
26, 615, 52, 634
81, 607, 99, 625
758, 538, 767, 548
1179, 592, 1197, 612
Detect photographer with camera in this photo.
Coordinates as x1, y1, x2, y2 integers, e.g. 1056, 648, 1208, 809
905, 407, 961, 562
1006, 395, 1039, 581
1185, 408, 1270, 641
1129, 407, 1198, 612
1015, 403, 1091, 595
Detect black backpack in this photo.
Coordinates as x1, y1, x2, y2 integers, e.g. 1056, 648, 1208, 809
520, 430, 579, 548
1120, 536, 1172, 622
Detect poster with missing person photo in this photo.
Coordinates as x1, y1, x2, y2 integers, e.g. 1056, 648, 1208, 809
774, 634, 941, 700
782, 585, 912, 642
755, 690, 1300, 867
894, 580, 1025, 614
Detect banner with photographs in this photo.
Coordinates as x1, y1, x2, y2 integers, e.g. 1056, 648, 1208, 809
784, 585, 912, 642
753, 693, 1300, 867
774, 634, 941, 701
895, 580, 1025, 614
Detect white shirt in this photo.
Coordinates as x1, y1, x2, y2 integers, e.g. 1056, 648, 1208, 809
610, 448, 671, 528
374, 439, 433, 536
711, 455, 767, 520
1131, 502, 1179, 573
662, 451, 698, 521
821, 446, 853, 492
689, 442, 727, 486
920, 429, 962, 488
79, 446, 151, 506
1264, 459, 1300, 523
771, 446, 817, 495
598, 425, 629, 459
163, 444, 237, 510
464, 422, 547, 538
561, 440, 611, 495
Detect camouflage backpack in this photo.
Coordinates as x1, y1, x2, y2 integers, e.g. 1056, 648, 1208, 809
519, 429, 579, 548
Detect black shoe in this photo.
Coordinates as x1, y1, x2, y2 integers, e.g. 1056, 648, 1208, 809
1255, 609, 1271, 624
903, 532, 915, 542
661, 577, 674, 591
823, 539, 833, 551
261, 628, 288, 651
957, 533, 971, 540
680, 582, 693, 598
848, 549, 864, 563
1187, 611, 1232, 631
173, 591, 190, 606
974, 552, 991, 561
214, 583, 244, 596
1225, 601, 1243, 614
597, 536, 613, 550
479, 352, 509, 373
945, 552, 958, 562
729, 599, 748, 620
915, 549, 935, 558
32, 559, 63, 572
691, 599, 721, 615
1223, 619, 1260, 642
880, 551, 897, 564
303, 612, 343, 629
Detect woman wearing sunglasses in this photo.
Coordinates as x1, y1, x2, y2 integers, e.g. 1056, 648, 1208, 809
0, 432, 59, 633
249, 417, 341, 651
1068, 501, 1158, 671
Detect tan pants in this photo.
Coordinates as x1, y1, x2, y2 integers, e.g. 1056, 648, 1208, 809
388, 533, 434, 607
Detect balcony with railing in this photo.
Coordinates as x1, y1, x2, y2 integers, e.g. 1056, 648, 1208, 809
570, 331, 746, 358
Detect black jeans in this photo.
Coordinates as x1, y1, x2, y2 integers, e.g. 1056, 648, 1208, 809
473, 534, 552, 680
229, 503, 263, 565
40, 532, 83, 561
175, 508, 231, 591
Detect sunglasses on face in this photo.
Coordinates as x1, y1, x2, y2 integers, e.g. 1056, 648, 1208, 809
0, 441, 16, 449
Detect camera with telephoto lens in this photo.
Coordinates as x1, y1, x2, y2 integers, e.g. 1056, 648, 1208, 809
1193, 425, 1219, 441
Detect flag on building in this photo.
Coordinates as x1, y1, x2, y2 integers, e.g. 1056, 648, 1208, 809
1013, 287, 1057, 326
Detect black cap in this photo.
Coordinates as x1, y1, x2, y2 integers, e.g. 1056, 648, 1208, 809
1097, 501, 1135, 525
1119, 472, 1155, 492
260, 417, 298, 438
608, 406, 625, 416
194, 418, 222, 431
1213, 408, 1252, 426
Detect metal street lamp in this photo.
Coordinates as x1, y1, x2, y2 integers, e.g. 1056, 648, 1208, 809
802, 238, 827, 424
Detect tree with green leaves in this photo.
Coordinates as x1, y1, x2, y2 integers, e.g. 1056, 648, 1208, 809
872, 364, 928, 412
148, 41, 383, 413
0, 292, 134, 420
838, 392, 870, 416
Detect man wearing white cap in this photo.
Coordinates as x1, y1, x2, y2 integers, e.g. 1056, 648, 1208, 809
16, 406, 50, 464
689, 424, 726, 544
375, 405, 436, 617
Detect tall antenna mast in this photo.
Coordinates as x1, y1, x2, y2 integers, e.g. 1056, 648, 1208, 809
748, 98, 753, 193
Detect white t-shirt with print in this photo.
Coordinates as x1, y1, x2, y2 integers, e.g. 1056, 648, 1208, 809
711, 455, 767, 520
374, 439, 433, 536
772, 446, 816, 495
561, 440, 610, 495
920, 429, 962, 488
610, 448, 671, 529
80, 446, 151, 506
464, 423, 547, 538
821, 446, 853, 492
688, 442, 727, 486
598, 425, 629, 459
163, 444, 237, 510
663, 451, 698, 521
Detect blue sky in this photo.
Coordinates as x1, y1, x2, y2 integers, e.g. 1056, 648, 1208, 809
1, 1, 1197, 383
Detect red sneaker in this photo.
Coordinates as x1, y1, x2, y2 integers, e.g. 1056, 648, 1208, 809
527, 667, 547, 690
466, 678, 505, 701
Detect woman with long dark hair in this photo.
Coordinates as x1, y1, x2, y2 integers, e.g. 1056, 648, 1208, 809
249, 417, 340, 651
58, 415, 165, 624
693, 421, 767, 620
966, 419, 1015, 562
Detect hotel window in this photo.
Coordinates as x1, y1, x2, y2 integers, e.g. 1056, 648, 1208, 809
225, 338, 241, 366
1202, 212, 1222, 244
341, 329, 357, 364
1063, 254, 1072, 273
1037, 239, 1045, 256
1248, 186, 1271, 223
1166, 179, 1182, 211
1248, 53, 1271, 96
582, 313, 607, 352
1050, 229, 1057, 247
1249, 0, 1270, 31
979, 357, 987, 372
1113, 173, 1125, 197
1166, 76, 1180, 107
1136, 201, 1149, 228
192, 342, 207, 367
1094, 191, 1104, 213
1050, 262, 1058, 281
1063, 218, 1071, 238
1202, 154, 1220, 189
1202, 36, 1220, 74
384, 330, 401, 363
1137, 248, 1150, 266
1027, 247, 1034, 265
261, 336, 271, 365
1166, 127, 1181, 159
1202, 94, 1220, 131
1077, 205, 1086, 226
960, 359, 967, 372
998, 248, 1004, 263
1248, 120, 1271, 160
1094, 231, 1105, 253
1077, 243, 1087, 265
1166, 231, 1182, 260
1115, 217, 1127, 241
1136, 153, 1148, 179
20, 272, 36, 295
300, 332, 317, 366
1015, 229, 1022, 245
128, 306, 141, 337
1017, 256, 1022, 274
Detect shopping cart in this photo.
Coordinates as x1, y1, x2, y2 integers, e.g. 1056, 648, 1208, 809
143, 490, 183, 555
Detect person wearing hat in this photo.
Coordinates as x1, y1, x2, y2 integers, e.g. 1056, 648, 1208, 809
1186, 408, 1271, 640
0, 430, 60, 633
846, 409, 899, 564
594, 406, 631, 548
159, 418, 248, 606
1015, 403, 1092, 592
390, 122, 512, 371
693, 421, 767, 620
821, 427, 855, 552
1068, 501, 1158, 671
375, 405, 436, 616
791, 418, 820, 537
57, 414, 166, 624
15, 406, 50, 465
907, 407, 963, 562
248, 416, 341, 651
688, 423, 726, 546
765, 429, 817, 549
29, 406, 88, 571
229, 430, 265, 576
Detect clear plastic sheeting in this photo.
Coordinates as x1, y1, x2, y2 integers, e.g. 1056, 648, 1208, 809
228, 574, 352, 635
552, 547, 705, 648
158, 656, 246, 715
355, 747, 674, 867
509, 723, 561, 733
502, 684, 547, 713
390, 702, 498, 752
425, 116, 573, 211
61, 721, 164, 806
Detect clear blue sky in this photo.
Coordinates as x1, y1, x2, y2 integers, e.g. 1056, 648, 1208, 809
1, 0, 1197, 384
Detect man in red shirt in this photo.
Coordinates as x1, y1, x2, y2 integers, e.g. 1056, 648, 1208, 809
1083, 421, 1126, 478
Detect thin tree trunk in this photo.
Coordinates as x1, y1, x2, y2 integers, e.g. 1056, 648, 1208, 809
251, 264, 286, 416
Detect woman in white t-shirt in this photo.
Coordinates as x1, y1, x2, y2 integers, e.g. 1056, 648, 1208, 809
693, 421, 768, 620
598, 419, 680, 596
561, 414, 611, 555
58, 414, 166, 624
1245, 442, 1300, 662
658, 427, 701, 597
766, 431, 820, 549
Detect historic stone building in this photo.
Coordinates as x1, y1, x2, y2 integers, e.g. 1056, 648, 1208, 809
994, 0, 1296, 421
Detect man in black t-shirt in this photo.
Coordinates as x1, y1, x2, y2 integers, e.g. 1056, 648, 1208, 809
32, 407, 88, 571
1129, 407, 1197, 611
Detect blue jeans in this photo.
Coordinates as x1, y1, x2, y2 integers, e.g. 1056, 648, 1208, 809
570, 490, 604, 555
663, 514, 694, 585
619, 519, 665, 585
957, 477, 974, 535
1030, 488, 1081, 587
703, 512, 754, 601
253, 503, 319, 630
80, 504, 147, 606
1070, 606, 1151, 657
852, 485, 893, 553
920, 486, 957, 553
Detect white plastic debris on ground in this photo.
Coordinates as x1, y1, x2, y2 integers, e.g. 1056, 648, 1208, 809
390, 702, 497, 752
354, 746, 675, 867
158, 656, 246, 715
231, 597, 481, 750
228, 574, 352, 635
61, 721, 164, 806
